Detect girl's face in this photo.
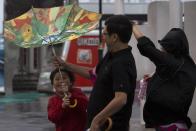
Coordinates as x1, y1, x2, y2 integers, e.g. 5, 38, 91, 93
53, 72, 71, 97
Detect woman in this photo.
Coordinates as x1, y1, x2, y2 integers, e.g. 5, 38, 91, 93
133, 25, 196, 131
48, 68, 88, 131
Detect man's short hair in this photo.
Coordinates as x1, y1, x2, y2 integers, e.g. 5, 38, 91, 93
105, 15, 132, 43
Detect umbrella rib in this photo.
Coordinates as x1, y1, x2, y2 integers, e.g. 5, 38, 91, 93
31, 4, 85, 45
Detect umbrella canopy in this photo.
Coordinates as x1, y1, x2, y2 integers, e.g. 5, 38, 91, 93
4, 4, 101, 48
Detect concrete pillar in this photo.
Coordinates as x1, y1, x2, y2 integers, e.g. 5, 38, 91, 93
169, 0, 183, 28
3, 0, 19, 95
0, 0, 4, 93
28, 48, 34, 73
0, 0, 3, 34
4, 0, 20, 94
40, 47, 47, 69
114, 0, 124, 14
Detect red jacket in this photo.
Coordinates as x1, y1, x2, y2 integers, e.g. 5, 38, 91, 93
48, 88, 88, 131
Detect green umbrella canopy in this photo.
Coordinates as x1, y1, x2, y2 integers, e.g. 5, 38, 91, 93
4, 4, 101, 48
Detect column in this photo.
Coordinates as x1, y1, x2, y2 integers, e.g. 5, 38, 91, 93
169, 0, 183, 28
40, 47, 47, 70
28, 48, 34, 73
0, 0, 4, 93
114, 0, 124, 14
0, 0, 3, 34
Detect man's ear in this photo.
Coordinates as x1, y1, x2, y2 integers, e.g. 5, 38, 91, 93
112, 33, 118, 42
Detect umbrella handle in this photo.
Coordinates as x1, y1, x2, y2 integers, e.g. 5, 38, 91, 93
69, 99, 77, 108
63, 93, 77, 108
105, 117, 112, 131
86, 117, 112, 131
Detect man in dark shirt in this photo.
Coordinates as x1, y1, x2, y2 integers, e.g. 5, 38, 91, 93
54, 15, 137, 131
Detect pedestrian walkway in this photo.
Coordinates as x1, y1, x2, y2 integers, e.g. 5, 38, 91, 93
0, 91, 195, 131
0, 92, 54, 131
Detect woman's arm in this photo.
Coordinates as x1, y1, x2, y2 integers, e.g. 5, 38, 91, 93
132, 24, 177, 66
133, 24, 144, 40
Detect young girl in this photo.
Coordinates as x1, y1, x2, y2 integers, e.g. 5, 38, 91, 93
48, 68, 88, 131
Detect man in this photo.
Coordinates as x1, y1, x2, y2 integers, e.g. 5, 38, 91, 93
54, 15, 137, 131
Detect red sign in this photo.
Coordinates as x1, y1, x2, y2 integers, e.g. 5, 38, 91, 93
66, 34, 99, 88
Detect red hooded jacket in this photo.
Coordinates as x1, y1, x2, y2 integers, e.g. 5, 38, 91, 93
48, 88, 88, 131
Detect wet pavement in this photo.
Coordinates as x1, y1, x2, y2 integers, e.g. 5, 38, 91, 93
0, 92, 54, 131
0, 91, 195, 131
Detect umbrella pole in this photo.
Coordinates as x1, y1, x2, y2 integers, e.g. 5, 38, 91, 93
51, 45, 63, 77
51, 45, 68, 99
51, 44, 78, 108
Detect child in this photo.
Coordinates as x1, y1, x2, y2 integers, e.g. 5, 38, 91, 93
48, 68, 88, 131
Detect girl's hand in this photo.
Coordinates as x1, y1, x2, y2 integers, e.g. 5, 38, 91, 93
62, 97, 70, 108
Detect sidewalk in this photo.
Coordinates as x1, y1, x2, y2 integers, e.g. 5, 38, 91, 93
0, 92, 195, 131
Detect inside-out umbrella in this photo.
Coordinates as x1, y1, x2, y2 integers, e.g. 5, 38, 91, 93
4, 4, 101, 48
4, 3, 101, 107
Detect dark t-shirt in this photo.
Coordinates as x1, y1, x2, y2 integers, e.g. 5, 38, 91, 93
87, 47, 137, 130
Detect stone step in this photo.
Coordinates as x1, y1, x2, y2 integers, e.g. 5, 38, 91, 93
12, 73, 39, 91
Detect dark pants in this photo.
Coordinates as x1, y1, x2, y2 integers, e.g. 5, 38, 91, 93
155, 126, 188, 131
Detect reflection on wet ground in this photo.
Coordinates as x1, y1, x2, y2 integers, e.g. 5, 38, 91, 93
0, 92, 54, 131
0, 92, 195, 131
0, 91, 150, 131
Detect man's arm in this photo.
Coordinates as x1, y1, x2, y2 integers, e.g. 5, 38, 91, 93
90, 92, 127, 131
53, 56, 92, 79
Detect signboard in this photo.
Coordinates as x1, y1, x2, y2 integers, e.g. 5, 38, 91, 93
65, 32, 99, 88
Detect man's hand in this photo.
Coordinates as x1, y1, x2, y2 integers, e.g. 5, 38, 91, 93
90, 116, 111, 131
53, 56, 65, 68
89, 116, 102, 131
